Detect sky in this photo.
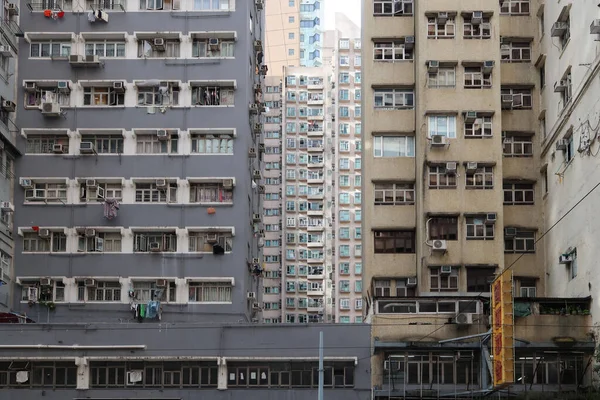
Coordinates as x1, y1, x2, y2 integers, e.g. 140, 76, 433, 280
324, 0, 361, 29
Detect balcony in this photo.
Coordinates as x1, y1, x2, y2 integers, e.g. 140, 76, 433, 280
307, 257, 324, 264
308, 272, 324, 280
307, 145, 324, 152
307, 303, 324, 312
307, 161, 324, 169
307, 177, 324, 184
307, 193, 324, 200
308, 80, 324, 90
307, 209, 323, 216
307, 225, 324, 232
307, 241, 324, 248
307, 287, 324, 296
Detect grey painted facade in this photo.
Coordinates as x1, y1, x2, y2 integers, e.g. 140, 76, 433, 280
12, 0, 266, 323
0, 323, 371, 400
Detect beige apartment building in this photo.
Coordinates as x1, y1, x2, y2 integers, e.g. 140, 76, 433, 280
265, 0, 300, 74
363, 0, 595, 396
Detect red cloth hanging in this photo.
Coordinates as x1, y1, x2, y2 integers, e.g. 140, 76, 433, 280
57, 10, 65, 18
43, 9, 52, 17
31, 226, 40, 232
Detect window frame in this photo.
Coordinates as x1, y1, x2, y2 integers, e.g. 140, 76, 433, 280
465, 166, 494, 189
465, 216, 495, 240
374, 183, 415, 205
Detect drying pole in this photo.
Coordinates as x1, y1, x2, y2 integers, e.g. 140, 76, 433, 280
318, 331, 324, 400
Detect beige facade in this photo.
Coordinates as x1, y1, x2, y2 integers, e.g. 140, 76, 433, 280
363, 0, 593, 395
265, 0, 300, 75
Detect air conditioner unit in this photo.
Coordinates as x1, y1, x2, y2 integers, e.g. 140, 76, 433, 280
254, 40, 263, 51
57, 81, 70, 92
206, 233, 218, 243
39, 277, 51, 286
247, 291, 256, 299
430, 134, 447, 147
85, 228, 96, 237
52, 144, 64, 154
466, 161, 478, 172
127, 370, 143, 384
27, 287, 38, 302
445, 162, 457, 174
259, 65, 268, 75
501, 94, 514, 107
156, 279, 168, 287
249, 103, 259, 114
24, 82, 37, 92
406, 277, 417, 287
149, 242, 161, 252
6, 3, 18, 15
258, 185, 265, 194
500, 44, 510, 57
113, 81, 125, 92
258, 144, 265, 153
551, 21, 567, 37
590, 19, 600, 34
0, 45, 10, 58
252, 257, 260, 264
427, 60, 439, 73
404, 36, 415, 48
554, 80, 567, 93
559, 253, 574, 264
38, 229, 51, 238
465, 111, 477, 123
85, 54, 100, 63
155, 179, 167, 188
1, 100, 15, 112
156, 130, 168, 140
81, 278, 97, 288
19, 178, 33, 188
252, 302, 261, 311
432, 240, 447, 251
437, 12, 448, 23
208, 38, 219, 47
248, 147, 257, 157
255, 0, 263, 10
483, 60, 494, 73
253, 83, 262, 93
556, 139, 569, 151
252, 170, 262, 179
69, 54, 83, 64
84, 179, 96, 188
1, 201, 14, 212
222, 178, 234, 189
440, 265, 452, 274
153, 38, 165, 50
471, 11, 483, 24
41, 102, 61, 116
504, 227, 517, 237
485, 213, 497, 224
253, 123, 263, 133
80, 141, 96, 154
454, 313, 474, 325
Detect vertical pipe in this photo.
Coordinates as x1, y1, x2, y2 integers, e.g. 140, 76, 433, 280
318, 331, 324, 400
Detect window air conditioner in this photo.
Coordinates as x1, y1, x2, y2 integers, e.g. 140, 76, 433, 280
80, 141, 96, 154
85, 179, 97, 187
504, 227, 517, 237
556, 139, 568, 151
155, 179, 167, 188
19, 178, 33, 188
249, 103, 259, 113
156, 279, 168, 287
113, 81, 125, 92
39, 277, 51, 286
501, 94, 514, 107
24, 82, 37, 92
252, 213, 261, 222
483, 60, 494, 73
554, 80, 567, 92
6, 3, 18, 15
208, 38, 219, 48
485, 213, 497, 224
590, 19, 600, 34
222, 178, 234, 188
432, 240, 447, 251
156, 130, 168, 140
427, 60, 439, 73
84, 278, 96, 287
38, 229, 51, 238
1, 100, 15, 112
252, 302, 261, 311
437, 12, 448, 23
57, 81, 70, 92
255, 0, 263, 11
153, 38, 165, 50
406, 277, 417, 287
248, 147, 257, 157
559, 253, 573, 264
404, 36, 415, 48
454, 313, 474, 325
464, 111, 477, 123
85, 54, 100, 63
254, 40, 263, 51
27, 287, 38, 302
252, 170, 262, 179
69, 54, 83, 64
0, 45, 10, 57
52, 144, 64, 154
500, 44, 510, 57
41, 102, 61, 116
466, 161, 478, 172
85, 228, 96, 237
247, 291, 256, 299
430, 134, 447, 147
127, 370, 143, 384
551, 21, 567, 37
149, 242, 161, 252
252, 258, 260, 264
440, 265, 452, 274
1, 201, 14, 212
206, 233, 218, 243
471, 11, 483, 24
445, 162, 457, 173
258, 185, 265, 194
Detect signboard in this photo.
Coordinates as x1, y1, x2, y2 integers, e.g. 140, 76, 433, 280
491, 271, 514, 388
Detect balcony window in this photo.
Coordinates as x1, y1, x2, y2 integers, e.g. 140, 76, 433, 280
427, 17, 455, 38
374, 183, 415, 205
373, 0, 413, 16
373, 279, 390, 297
137, 39, 180, 57
428, 165, 457, 188
137, 83, 179, 106
23, 231, 67, 252
374, 230, 416, 254
134, 232, 177, 252
79, 281, 121, 302
82, 134, 124, 154
464, 67, 492, 88
136, 133, 178, 154
191, 85, 235, 106
465, 217, 494, 240
189, 231, 232, 253
189, 182, 233, 203
135, 182, 177, 203
30, 41, 71, 58
84, 41, 126, 58
500, 0, 529, 15
504, 228, 535, 253
428, 115, 456, 138
192, 39, 234, 57
78, 232, 122, 252
503, 182, 534, 205
374, 89, 414, 109
373, 135, 415, 157
428, 67, 455, 88
25, 182, 68, 202
429, 217, 458, 241
83, 86, 125, 106
430, 266, 459, 292
26, 135, 69, 154
503, 135, 533, 157
465, 166, 493, 189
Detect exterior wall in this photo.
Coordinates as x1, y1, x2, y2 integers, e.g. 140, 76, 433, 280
541, 0, 600, 323
0, 323, 371, 400
265, 0, 300, 75
13, 0, 265, 323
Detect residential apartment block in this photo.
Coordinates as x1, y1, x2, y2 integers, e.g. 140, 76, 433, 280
363, 0, 595, 396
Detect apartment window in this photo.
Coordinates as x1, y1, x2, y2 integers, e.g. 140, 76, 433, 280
464, 116, 492, 138
373, 40, 413, 60
85, 41, 126, 57
83, 86, 125, 106
373, 135, 415, 157
374, 89, 414, 109
466, 166, 493, 189
80, 134, 123, 154
190, 132, 234, 154
501, 41, 531, 62
77, 281, 121, 302
192, 39, 234, 58
355, 73, 361, 83
539, 65, 545, 89
354, 89, 361, 100
503, 182, 534, 205
466, 267, 496, 292
428, 67, 455, 88
428, 165, 457, 188
373, 279, 391, 297
25, 182, 68, 202
429, 217, 458, 240
518, 278, 537, 297
466, 217, 494, 240
428, 115, 456, 138
559, 71, 573, 108
191, 0, 229, 10
136, 133, 178, 154
24, 85, 71, 108
189, 281, 232, 302
374, 230, 416, 254
132, 281, 176, 302
374, 183, 415, 205
430, 266, 459, 292
21, 280, 65, 302
339, 55, 349, 65
339, 39, 350, 49
137, 39, 180, 57
501, 88, 532, 109
504, 228, 535, 253
463, 17, 491, 38
23, 231, 67, 252
140, 0, 180, 9
373, 0, 413, 16
135, 182, 177, 202
339, 298, 350, 310
191, 85, 234, 106
189, 231, 232, 253
137, 84, 179, 106
26, 135, 69, 154
563, 133, 574, 163
503, 135, 533, 157
78, 232, 122, 252
134, 232, 177, 252
30, 41, 71, 58
500, 0, 529, 15
338, 73, 350, 83
189, 182, 233, 203
427, 16, 455, 38
464, 67, 492, 88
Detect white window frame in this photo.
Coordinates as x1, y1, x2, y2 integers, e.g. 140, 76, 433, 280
136, 133, 178, 154
373, 135, 415, 157
189, 182, 233, 204
465, 166, 494, 189
428, 115, 457, 138
25, 182, 68, 202
30, 41, 71, 59
501, 41, 531, 62
464, 116, 493, 138
464, 67, 492, 88
373, 0, 413, 16
501, 88, 533, 109
427, 17, 455, 38
373, 41, 413, 61
188, 231, 233, 253
134, 232, 177, 252
191, 86, 235, 106
374, 89, 414, 109
465, 216, 495, 240
83, 86, 125, 106
374, 183, 415, 205
84, 41, 126, 58
191, 133, 234, 154
463, 18, 491, 38
503, 135, 533, 157
503, 182, 534, 205
500, 0, 530, 15
428, 67, 456, 88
